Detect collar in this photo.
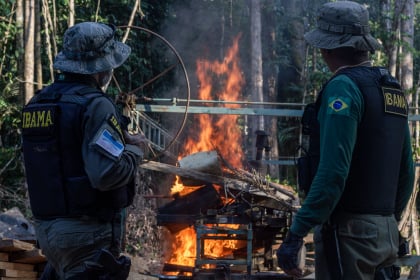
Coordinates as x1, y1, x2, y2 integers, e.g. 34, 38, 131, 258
333, 60, 372, 75
55, 72, 101, 89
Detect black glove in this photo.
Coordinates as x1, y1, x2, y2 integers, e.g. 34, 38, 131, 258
277, 231, 304, 275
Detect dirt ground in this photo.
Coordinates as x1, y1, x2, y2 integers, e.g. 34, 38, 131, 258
128, 256, 162, 280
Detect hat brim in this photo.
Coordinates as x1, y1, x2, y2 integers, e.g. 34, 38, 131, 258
304, 29, 381, 51
53, 41, 131, 74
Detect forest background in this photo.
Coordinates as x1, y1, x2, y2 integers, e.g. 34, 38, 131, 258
1, 0, 420, 256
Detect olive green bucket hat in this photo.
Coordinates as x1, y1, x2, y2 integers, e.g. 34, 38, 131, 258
304, 1, 381, 52
53, 22, 131, 74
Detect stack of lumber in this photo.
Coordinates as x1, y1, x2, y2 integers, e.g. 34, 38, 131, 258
0, 238, 46, 280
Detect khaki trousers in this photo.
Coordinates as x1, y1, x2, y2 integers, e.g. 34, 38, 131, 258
314, 213, 399, 280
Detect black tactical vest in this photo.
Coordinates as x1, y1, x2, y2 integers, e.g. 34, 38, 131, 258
298, 67, 408, 215
22, 82, 134, 221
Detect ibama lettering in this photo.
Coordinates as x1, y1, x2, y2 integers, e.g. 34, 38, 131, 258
22, 109, 54, 128
109, 115, 122, 135
382, 87, 408, 117
384, 92, 406, 109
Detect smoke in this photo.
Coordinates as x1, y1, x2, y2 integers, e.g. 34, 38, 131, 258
159, 1, 247, 98
145, 1, 250, 161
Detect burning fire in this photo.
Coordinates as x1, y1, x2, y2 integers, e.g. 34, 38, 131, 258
184, 34, 244, 167
167, 36, 245, 269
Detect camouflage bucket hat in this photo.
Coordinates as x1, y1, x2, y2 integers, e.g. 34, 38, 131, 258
53, 22, 131, 74
304, 1, 381, 52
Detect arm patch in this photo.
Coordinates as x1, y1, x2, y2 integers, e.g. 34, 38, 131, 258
92, 122, 124, 159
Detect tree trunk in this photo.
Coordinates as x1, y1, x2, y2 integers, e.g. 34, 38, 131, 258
42, 0, 56, 81
24, 0, 35, 104
262, 0, 280, 179
400, 0, 414, 105
68, 0, 74, 27
249, 0, 264, 163
277, 0, 305, 182
35, 0, 42, 90
391, 0, 403, 77
380, 0, 401, 76
415, 78, 420, 152
16, 0, 24, 105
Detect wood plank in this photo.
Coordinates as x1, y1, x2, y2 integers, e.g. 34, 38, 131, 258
0, 278, 37, 280
0, 254, 7, 262
0, 269, 38, 278
0, 261, 34, 271
140, 160, 228, 185
0, 239, 34, 252
9, 249, 46, 264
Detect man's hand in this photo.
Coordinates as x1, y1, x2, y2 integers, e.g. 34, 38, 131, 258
277, 231, 304, 277
123, 130, 147, 148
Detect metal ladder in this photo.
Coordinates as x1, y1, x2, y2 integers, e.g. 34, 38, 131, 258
130, 110, 180, 159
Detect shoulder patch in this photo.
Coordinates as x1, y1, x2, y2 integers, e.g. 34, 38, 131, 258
107, 114, 123, 137
95, 129, 124, 157
382, 87, 408, 117
327, 97, 351, 116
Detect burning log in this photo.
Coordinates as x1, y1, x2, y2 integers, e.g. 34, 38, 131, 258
157, 185, 223, 233
139, 160, 299, 212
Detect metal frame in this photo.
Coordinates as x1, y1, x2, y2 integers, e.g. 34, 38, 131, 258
194, 222, 253, 278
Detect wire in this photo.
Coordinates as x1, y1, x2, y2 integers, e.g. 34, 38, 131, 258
118, 25, 191, 159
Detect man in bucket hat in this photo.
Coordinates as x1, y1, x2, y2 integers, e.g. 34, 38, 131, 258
276, 1, 414, 279
22, 22, 145, 279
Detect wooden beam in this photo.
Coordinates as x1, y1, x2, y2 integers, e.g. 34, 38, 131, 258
9, 249, 46, 264
140, 160, 299, 211
0, 261, 34, 271
0, 240, 34, 252
0, 268, 38, 278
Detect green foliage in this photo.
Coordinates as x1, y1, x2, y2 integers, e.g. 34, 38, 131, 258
0, 147, 28, 215
0, 82, 21, 148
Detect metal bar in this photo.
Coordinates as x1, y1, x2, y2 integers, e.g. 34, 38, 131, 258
409, 115, 420, 121
262, 159, 296, 165
136, 104, 420, 119
136, 104, 303, 117
247, 223, 252, 278
143, 98, 307, 107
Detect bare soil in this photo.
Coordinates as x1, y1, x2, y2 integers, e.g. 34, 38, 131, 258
128, 256, 162, 280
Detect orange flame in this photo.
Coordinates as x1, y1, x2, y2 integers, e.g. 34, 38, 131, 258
184, 35, 244, 167
167, 36, 245, 269
168, 227, 196, 267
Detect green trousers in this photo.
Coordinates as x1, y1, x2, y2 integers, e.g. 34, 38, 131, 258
35, 211, 125, 279
314, 213, 399, 280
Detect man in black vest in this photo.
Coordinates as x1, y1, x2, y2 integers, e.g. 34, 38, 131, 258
276, 2, 414, 279
22, 22, 145, 279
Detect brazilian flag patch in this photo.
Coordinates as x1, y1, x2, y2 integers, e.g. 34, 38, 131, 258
327, 97, 351, 116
